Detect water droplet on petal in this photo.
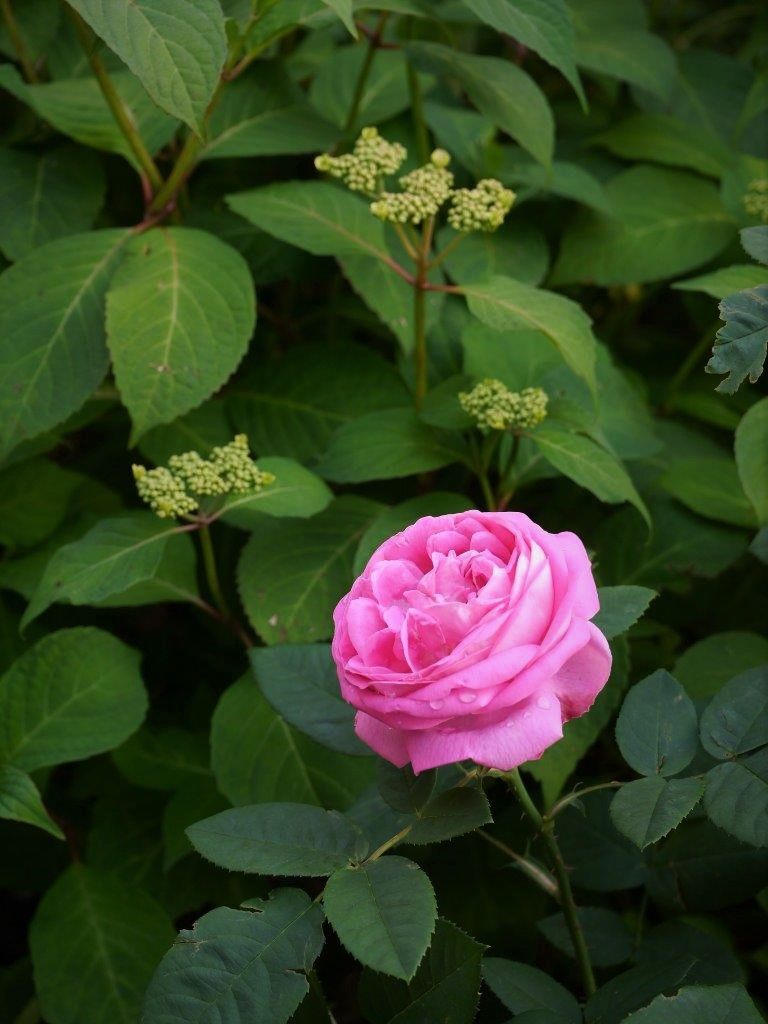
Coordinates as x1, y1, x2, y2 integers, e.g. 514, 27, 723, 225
505, 719, 515, 728
537, 696, 551, 710
429, 699, 444, 710
523, 710, 532, 719
458, 689, 477, 704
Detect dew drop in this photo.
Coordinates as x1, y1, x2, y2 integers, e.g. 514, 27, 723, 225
523, 710, 532, 719
505, 719, 515, 728
429, 699, 445, 710
458, 689, 477, 704
537, 696, 551, 710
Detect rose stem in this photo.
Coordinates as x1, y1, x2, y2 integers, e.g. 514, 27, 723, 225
505, 768, 597, 997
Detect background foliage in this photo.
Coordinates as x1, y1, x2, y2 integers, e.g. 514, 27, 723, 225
0, 1, 767, 1022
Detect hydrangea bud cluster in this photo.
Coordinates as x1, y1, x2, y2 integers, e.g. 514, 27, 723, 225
744, 178, 768, 222
459, 379, 548, 432
370, 149, 455, 225
132, 435, 274, 519
314, 126, 406, 195
448, 179, 516, 232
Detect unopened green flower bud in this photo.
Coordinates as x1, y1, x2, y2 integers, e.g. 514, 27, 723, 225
132, 464, 198, 519
448, 179, 515, 232
168, 450, 228, 496
209, 434, 276, 493
371, 152, 454, 225
744, 178, 768, 222
459, 379, 548, 432
315, 126, 406, 196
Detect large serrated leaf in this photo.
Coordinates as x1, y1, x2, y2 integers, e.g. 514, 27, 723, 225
68, 0, 227, 133
106, 228, 255, 441
0, 229, 129, 459
611, 777, 704, 850
615, 671, 699, 777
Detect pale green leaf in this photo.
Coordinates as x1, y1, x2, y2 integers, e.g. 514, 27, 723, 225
0, 145, 104, 260
0, 458, 80, 550
68, 0, 227, 133
311, 47, 410, 128
407, 42, 554, 166
22, 513, 181, 628
0, 229, 130, 459
0, 627, 147, 771
533, 426, 649, 524
658, 457, 756, 528
30, 865, 174, 1024
323, 857, 437, 979
142, 889, 326, 1024
672, 265, 768, 300
593, 114, 730, 179
735, 397, 768, 524
461, 276, 597, 391
438, 221, 550, 286
219, 457, 333, 527
554, 166, 735, 287
321, 0, 357, 35
227, 181, 390, 259
0, 765, 64, 840
106, 227, 255, 441
462, 0, 584, 104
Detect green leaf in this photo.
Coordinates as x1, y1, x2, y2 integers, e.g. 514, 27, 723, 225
237, 496, 383, 644
320, 0, 357, 36
621, 983, 763, 1024
0, 145, 104, 261
674, 632, 768, 701
211, 675, 373, 807
558, 790, 647, 892
700, 666, 768, 760
0, 765, 64, 840
407, 787, 493, 845
482, 958, 581, 1023
187, 802, 359, 876
358, 918, 485, 1024
593, 114, 730, 179
735, 398, 768, 524
112, 726, 210, 791
30, 865, 174, 1024
616, 670, 699, 777
611, 777, 704, 850
0, 458, 80, 551
162, 777, 227, 869
203, 64, 338, 159
250, 644, 367, 756
317, 409, 457, 483
571, 2, 676, 100
658, 457, 756, 528
462, 276, 597, 391
377, 763, 437, 814
27, 74, 177, 170
703, 750, 768, 848
0, 627, 146, 771
672, 265, 768, 300
406, 43, 553, 166
142, 889, 326, 1024
227, 181, 390, 259
311, 47, 410, 128
706, 285, 768, 394
594, 586, 656, 640
106, 228, 255, 441
533, 426, 649, 525
499, 155, 611, 213
462, 0, 584, 104
67, 0, 226, 133
228, 341, 409, 462
539, 907, 633, 968
219, 457, 333, 527
0, 229, 129, 459
438, 221, 550, 286
741, 225, 768, 265
554, 167, 734, 287
22, 513, 182, 628
323, 856, 437, 980
355, 493, 473, 575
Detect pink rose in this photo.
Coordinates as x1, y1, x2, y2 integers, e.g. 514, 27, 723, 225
332, 511, 611, 773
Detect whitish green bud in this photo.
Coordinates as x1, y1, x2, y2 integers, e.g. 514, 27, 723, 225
371, 152, 454, 225
132, 464, 198, 519
459, 379, 548, 432
168, 450, 228, 496
744, 178, 768, 222
448, 179, 515, 232
315, 126, 406, 196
